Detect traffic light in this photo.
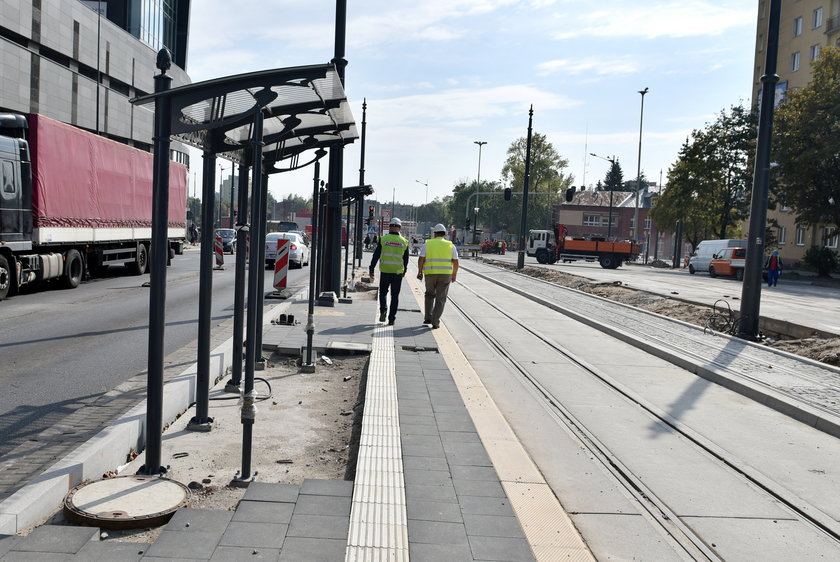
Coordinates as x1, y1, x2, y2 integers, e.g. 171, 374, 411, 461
366, 205, 374, 226
565, 186, 577, 202
504, 187, 512, 201
465, 217, 471, 231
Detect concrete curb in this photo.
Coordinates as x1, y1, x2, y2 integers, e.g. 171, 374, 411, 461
0, 292, 297, 536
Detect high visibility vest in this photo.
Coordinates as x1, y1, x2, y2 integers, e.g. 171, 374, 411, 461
378, 233, 408, 273
423, 238, 454, 275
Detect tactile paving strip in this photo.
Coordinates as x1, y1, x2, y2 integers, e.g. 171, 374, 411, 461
345, 324, 409, 561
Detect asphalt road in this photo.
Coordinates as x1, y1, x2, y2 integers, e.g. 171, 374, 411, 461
484, 253, 840, 336
0, 246, 314, 458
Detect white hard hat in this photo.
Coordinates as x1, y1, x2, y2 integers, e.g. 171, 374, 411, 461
389, 217, 402, 226
432, 223, 446, 233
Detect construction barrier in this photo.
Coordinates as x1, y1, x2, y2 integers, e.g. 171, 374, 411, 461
273, 238, 289, 290
214, 234, 224, 269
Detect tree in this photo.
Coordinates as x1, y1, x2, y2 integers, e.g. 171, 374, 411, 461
649, 104, 756, 249
500, 132, 573, 231
774, 46, 840, 239
603, 160, 624, 191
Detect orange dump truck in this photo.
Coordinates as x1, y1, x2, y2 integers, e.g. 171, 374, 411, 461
527, 224, 640, 269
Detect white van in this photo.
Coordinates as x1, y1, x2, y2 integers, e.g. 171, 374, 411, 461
688, 239, 746, 274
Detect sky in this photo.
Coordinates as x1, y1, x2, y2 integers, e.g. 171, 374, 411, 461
185, 0, 759, 208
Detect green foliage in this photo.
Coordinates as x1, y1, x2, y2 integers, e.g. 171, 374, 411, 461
773, 46, 840, 233
499, 132, 573, 232
604, 160, 624, 191
649, 104, 756, 249
803, 246, 839, 276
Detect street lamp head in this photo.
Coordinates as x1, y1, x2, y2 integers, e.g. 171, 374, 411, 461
474, 140, 487, 147
639, 87, 649, 96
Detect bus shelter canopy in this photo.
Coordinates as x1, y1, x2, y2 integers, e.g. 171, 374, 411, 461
132, 63, 357, 170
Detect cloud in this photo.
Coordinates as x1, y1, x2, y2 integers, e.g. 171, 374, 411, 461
536, 56, 640, 77
553, 1, 755, 40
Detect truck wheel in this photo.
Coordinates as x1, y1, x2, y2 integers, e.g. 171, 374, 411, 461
709, 266, 717, 278
536, 248, 549, 264
0, 255, 13, 300
599, 254, 617, 269
129, 244, 148, 275
736, 268, 744, 281
689, 264, 696, 274
63, 250, 83, 289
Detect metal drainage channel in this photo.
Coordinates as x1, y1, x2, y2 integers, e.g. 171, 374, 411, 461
64, 475, 190, 529
448, 276, 840, 557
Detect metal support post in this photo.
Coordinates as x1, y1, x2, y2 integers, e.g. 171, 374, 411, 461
140, 48, 172, 475
227, 162, 250, 391
516, 106, 534, 270
187, 150, 216, 431
303, 161, 322, 373
739, 0, 781, 340
234, 111, 264, 486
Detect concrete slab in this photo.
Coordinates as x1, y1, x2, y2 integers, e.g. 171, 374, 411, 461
143, 530, 221, 559
209, 545, 281, 561
407, 519, 469, 546
467, 535, 535, 561
219, 521, 288, 549
299, 479, 353, 497
277, 537, 347, 562
7, 525, 97, 554
166, 508, 234, 535
231, 500, 295, 524
75, 540, 147, 561
242, 482, 299, 504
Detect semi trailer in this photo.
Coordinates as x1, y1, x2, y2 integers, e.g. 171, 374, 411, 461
0, 113, 187, 300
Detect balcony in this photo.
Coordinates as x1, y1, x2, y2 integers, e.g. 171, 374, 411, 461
826, 14, 840, 34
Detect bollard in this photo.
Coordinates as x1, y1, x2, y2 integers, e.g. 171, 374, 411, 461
273, 239, 289, 291
214, 234, 224, 269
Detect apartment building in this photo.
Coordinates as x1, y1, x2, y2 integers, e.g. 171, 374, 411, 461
752, 0, 839, 264
0, 0, 191, 161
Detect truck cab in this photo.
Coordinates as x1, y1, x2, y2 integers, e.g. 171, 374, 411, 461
527, 229, 554, 257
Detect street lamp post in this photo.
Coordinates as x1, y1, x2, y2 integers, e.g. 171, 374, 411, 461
415, 179, 428, 205
474, 141, 487, 244
590, 153, 617, 239
633, 87, 649, 245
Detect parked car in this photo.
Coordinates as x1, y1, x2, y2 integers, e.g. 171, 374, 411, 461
215, 228, 236, 254
709, 247, 747, 280
688, 239, 746, 274
265, 232, 310, 269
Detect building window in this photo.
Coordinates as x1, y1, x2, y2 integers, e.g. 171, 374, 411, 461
811, 44, 821, 61
794, 16, 803, 36
583, 215, 600, 227
795, 227, 805, 246
791, 51, 801, 72
644, 217, 652, 230
600, 216, 616, 227
813, 7, 823, 28
824, 227, 838, 248
777, 226, 787, 244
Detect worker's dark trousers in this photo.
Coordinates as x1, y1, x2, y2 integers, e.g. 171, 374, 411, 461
379, 272, 404, 322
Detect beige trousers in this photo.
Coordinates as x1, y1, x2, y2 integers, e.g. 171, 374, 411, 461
423, 274, 452, 326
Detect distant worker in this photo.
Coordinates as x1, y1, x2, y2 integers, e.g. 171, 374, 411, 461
369, 218, 409, 325
766, 249, 783, 287
417, 223, 459, 329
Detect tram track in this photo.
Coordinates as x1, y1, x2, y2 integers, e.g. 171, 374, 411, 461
448, 267, 840, 559
459, 261, 840, 437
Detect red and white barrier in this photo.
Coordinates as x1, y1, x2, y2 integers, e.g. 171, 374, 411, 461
214, 234, 224, 269
273, 238, 289, 290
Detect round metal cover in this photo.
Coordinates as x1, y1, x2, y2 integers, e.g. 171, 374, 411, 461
64, 475, 190, 529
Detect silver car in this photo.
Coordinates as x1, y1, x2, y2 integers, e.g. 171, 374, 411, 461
265, 232, 310, 269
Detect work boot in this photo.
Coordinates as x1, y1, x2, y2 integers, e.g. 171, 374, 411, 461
422, 317, 432, 325
379, 311, 386, 322
388, 319, 395, 326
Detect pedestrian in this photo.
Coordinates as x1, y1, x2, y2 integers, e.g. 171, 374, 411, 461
417, 223, 459, 329
368, 218, 409, 325
189, 223, 198, 245
766, 249, 783, 287
364, 234, 371, 250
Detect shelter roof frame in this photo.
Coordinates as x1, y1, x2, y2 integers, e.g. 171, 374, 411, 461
131, 63, 357, 170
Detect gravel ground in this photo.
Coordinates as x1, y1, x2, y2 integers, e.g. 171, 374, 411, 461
489, 261, 840, 367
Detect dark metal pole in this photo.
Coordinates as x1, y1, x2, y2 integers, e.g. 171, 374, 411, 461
188, 150, 216, 430
343, 201, 350, 298
227, 162, 250, 391
141, 48, 172, 475
324, 0, 348, 295
633, 88, 649, 242
304, 162, 322, 370
236, 111, 264, 485
516, 106, 534, 269
672, 220, 684, 269
739, 0, 781, 340
255, 172, 268, 360
355, 99, 367, 266
316, 187, 327, 296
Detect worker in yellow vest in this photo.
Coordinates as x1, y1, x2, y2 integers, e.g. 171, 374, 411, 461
369, 217, 409, 325
416, 224, 459, 329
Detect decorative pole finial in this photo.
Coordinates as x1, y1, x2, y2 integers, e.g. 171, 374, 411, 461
156, 48, 172, 73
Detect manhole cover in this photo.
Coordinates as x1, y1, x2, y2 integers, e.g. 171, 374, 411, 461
64, 475, 190, 529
